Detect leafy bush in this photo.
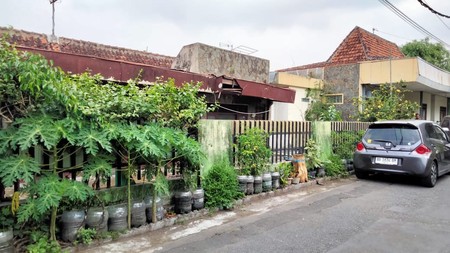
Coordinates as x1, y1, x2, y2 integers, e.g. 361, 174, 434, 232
203, 157, 244, 209
325, 153, 347, 177
235, 128, 272, 176
305, 139, 323, 170
77, 228, 97, 245
331, 130, 365, 160
26, 231, 62, 253
276, 162, 293, 187
353, 82, 419, 121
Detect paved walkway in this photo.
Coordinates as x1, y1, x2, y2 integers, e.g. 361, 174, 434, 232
72, 177, 336, 252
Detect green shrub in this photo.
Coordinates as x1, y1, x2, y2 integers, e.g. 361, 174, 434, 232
331, 130, 365, 160
26, 231, 62, 253
276, 162, 293, 187
325, 153, 347, 177
203, 157, 244, 209
235, 128, 272, 176
77, 228, 97, 245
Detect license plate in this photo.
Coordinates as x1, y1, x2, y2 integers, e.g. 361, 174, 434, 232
375, 157, 398, 165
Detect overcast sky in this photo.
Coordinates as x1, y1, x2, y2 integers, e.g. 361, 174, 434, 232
1, 0, 449, 71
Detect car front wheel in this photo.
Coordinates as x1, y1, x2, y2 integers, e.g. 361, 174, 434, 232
422, 161, 437, 188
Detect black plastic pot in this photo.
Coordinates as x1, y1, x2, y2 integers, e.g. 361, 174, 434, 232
86, 207, 109, 232
107, 204, 128, 231
60, 210, 86, 242
192, 188, 205, 210
144, 196, 164, 223
0, 229, 14, 253
174, 190, 192, 214
131, 200, 146, 227
254, 176, 263, 194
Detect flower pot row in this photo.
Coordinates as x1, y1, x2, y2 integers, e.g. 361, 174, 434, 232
59, 196, 164, 242
238, 172, 281, 195
173, 188, 205, 214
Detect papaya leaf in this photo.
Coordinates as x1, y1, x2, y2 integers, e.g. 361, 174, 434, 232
17, 199, 40, 223
76, 127, 112, 155
0, 126, 16, 155
0, 154, 40, 187
12, 116, 61, 150
82, 155, 114, 182
37, 191, 62, 212
63, 180, 94, 202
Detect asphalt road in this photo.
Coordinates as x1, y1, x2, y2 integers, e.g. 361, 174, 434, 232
79, 174, 450, 253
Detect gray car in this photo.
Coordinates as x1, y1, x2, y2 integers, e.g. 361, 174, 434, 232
353, 120, 450, 187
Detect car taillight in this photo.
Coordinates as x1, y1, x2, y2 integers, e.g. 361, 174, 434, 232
356, 142, 365, 151
414, 144, 431, 155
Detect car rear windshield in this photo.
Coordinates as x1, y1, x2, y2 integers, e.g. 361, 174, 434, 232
364, 124, 420, 146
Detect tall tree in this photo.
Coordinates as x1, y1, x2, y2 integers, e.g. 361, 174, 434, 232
401, 38, 450, 72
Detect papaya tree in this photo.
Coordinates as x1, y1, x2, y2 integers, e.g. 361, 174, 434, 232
0, 37, 114, 243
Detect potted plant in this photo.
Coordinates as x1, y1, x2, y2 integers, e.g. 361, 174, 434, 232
305, 139, 325, 176
277, 162, 293, 187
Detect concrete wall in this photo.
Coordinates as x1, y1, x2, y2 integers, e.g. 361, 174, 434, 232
324, 64, 360, 120
360, 58, 419, 84
172, 43, 269, 83
197, 120, 234, 175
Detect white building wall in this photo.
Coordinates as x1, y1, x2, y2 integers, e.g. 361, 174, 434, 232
405, 92, 448, 122
270, 87, 309, 121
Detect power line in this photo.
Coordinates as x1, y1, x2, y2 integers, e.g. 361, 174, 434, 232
422, 0, 450, 31
417, 0, 450, 18
378, 0, 449, 47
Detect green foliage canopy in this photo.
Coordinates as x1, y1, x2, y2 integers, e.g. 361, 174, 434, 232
0, 35, 211, 240
401, 38, 450, 72
353, 83, 419, 121
203, 157, 243, 209
305, 86, 342, 121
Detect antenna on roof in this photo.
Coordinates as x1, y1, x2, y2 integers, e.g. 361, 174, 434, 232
219, 42, 234, 50
49, 0, 58, 37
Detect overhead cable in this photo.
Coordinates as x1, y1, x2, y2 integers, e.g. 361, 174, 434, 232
378, 0, 449, 47
417, 0, 450, 18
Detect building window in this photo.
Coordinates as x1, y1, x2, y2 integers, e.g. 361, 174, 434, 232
324, 94, 344, 104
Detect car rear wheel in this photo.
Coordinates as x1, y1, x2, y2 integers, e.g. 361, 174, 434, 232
422, 161, 437, 188
354, 169, 368, 179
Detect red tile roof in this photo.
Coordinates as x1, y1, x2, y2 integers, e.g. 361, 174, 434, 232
0, 27, 175, 68
278, 26, 404, 72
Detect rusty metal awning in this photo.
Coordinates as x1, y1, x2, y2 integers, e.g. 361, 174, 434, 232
17, 46, 296, 103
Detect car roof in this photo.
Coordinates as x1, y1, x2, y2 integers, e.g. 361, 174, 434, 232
371, 120, 432, 127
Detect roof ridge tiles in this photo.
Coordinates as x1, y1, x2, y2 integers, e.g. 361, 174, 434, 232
0, 26, 175, 68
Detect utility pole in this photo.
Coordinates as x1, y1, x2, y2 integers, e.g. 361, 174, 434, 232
49, 0, 58, 37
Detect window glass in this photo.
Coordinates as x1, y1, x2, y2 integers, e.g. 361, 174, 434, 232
364, 124, 420, 145
433, 126, 447, 141
424, 123, 434, 138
